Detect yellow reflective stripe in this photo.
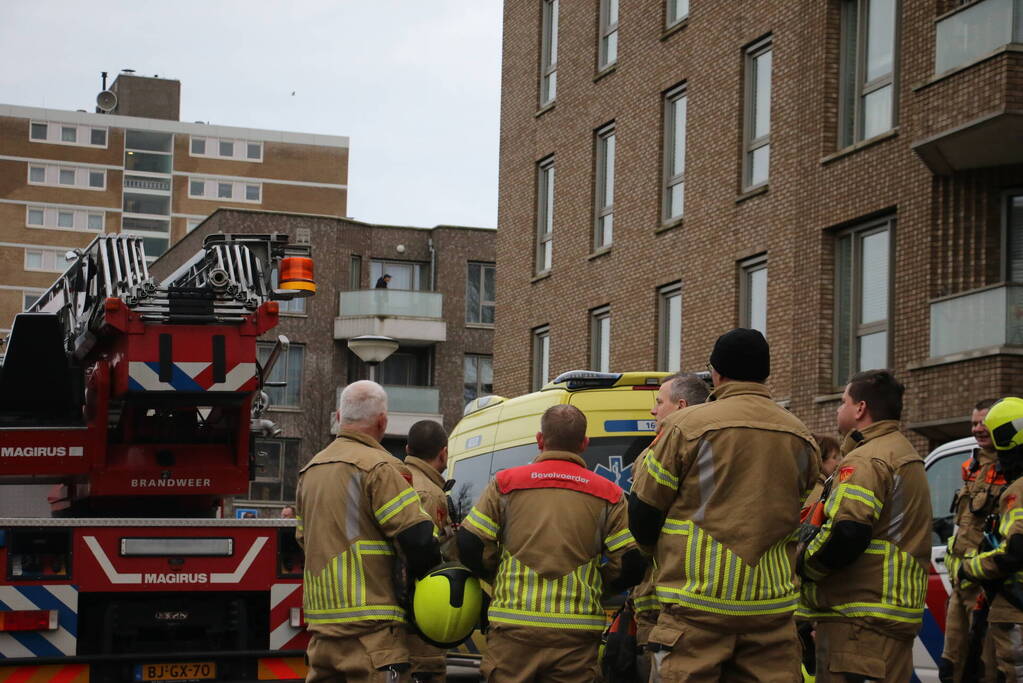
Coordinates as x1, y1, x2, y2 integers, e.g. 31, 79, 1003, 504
492, 551, 603, 619
828, 483, 882, 520
374, 487, 419, 525
662, 518, 691, 535
645, 454, 680, 490
488, 607, 606, 631
605, 528, 634, 552
465, 508, 499, 539
793, 601, 924, 624
634, 594, 659, 613
354, 540, 394, 556
656, 586, 799, 615
305, 605, 406, 624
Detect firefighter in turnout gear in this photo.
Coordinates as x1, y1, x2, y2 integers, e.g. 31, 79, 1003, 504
630, 328, 820, 682
957, 396, 1023, 682
404, 420, 457, 682
456, 404, 648, 683
296, 381, 441, 683
939, 399, 1004, 683
797, 370, 932, 682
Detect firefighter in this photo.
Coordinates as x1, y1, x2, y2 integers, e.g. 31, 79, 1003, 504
957, 397, 1023, 682
404, 420, 457, 682
630, 328, 820, 682
939, 398, 1004, 683
456, 404, 648, 683
797, 369, 932, 682
296, 380, 441, 683
631, 372, 709, 680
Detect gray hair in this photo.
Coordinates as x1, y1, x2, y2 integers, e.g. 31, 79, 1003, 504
663, 372, 710, 406
339, 380, 388, 425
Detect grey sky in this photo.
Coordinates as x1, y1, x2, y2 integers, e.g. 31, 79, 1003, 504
1, 1, 503, 229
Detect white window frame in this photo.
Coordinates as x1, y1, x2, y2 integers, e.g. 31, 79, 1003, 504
466, 261, 496, 325
840, 0, 899, 147
743, 38, 773, 191
834, 217, 893, 385
658, 282, 682, 372
595, 124, 615, 250
532, 326, 551, 391
663, 85, 687, 223
189, 136, 263, 162
24, 248, 68, 273
599, 0, 619, 70
739, 255, 768, 336
258, 343, 305, 409
27, 163, 106, 191
590, 306, 611, 373
28, 120, 108, 149
25, 206, 105, 233
540, 0, 559, 107
463, 354, 494, 405
22, 289, 45, 312
666, 0, 689, 27
536, 156, 555, 274
188, 177, 263, 204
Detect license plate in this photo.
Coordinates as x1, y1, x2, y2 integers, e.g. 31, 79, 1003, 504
135, 661, 217, 681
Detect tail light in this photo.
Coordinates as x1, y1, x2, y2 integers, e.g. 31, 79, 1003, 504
0, 609, 58, 632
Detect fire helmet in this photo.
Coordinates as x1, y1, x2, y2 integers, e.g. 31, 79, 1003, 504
984, 397, 1023, 452
412, 563, 483, 648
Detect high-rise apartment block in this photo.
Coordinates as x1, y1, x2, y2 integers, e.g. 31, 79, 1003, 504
0, 73, 348, 334
495, 0, 1023, 450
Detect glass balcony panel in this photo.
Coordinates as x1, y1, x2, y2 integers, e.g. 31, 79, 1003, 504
382, 385, 440, 414
124, 151, 172, 174
935, 0, 1018, 74
929, 284, 1023, 356
338, 290, 443, 318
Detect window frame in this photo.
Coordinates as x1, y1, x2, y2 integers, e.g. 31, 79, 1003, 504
27, 164, 106, 190
466, 261, 496, 325
463, 354, 494, 405
28, 120, 108, 149
598, 0, 619, 70
658, 282, 683, 372
532, 325, 551, 391
590, 306, 611, 373
666, 0, 689, 27
743, 38, 773, 191
24, 248, 67, 273
833, 216, 894, 385
663, 85, 687, 223
839, 0, 899, 148
1002, 190, 1023, 283
594, 124, 616, 250
536, 156, 555, 274
189, 136, 263, 162
739, 254, 768, 336
25, 206, 104, 233
258, 342, 305, 409
188, 177, 263, 203
540, 0, 559, 107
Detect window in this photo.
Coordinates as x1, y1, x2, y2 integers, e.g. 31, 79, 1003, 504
663, 86, 687, 222
31, 123, 47, 139
466, 262, 496, 324
740, 255, 768, 336
590, 307, 611, 373
29, 166, 45, 183
667, 0, 689, 26
835, 218, 892, 384
186, 219, 202, 234
599, 0, 619, 70
28, 121, 107, 148
57, 212, 74, 228
61, 126, 77, 143
190, 180, 204, 196
219, 141, 234, 157
536, 157, 555, 273
247, 143, 262, 160
89, 171, 104, 188
25, 206, 104, 232
245, 184, 261, 201
122, 216, 171, 258
88, 214, 103, 230
532, 326, 551, 390
595, 124, 615, 249
258, 343, 304, 408
744, 39, 772, 190
23, 291, 42, 311
464, 354, 494, 405
27, 208, 44, 225
191, 138, 205, 155
190, 136, 262, 162
123, 193, 170, 216
189, 177, 262, 203
350, 255, 362, 289
246, 438, 300, 502
540, 0, 559, 106
28, 164, 105, 190
218, 183, 232, 199
91, 129, 106, 146
1007, 194, 1023, 282
840, 0, 898, 146
59, 169, 75, 185
369, 260, 430, 291
24, 248, 67, 273
348, 347, 433, 386
658, 283, 682, 372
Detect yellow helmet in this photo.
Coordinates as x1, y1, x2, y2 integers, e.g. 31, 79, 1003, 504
412, 563, 483, 648
985, 397, 1023, 452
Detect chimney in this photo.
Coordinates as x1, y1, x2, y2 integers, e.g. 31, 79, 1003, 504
108, 72, 181, 121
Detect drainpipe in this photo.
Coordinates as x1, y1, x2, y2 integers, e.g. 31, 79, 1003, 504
428, 237, 436, 290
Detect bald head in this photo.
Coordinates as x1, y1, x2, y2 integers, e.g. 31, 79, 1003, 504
338, 380, 388, 440
538, 404, 588, 453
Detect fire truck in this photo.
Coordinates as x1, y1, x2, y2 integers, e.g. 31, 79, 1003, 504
0, 233, 314, 682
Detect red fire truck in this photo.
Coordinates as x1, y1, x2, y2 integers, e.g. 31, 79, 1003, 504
0, 233, 314, 682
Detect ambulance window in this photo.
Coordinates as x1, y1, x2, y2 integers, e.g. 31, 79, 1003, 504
451, 453, 493, 513
490, 443, 537, 475
926, 451, 969, 545
583, 435, 656, 493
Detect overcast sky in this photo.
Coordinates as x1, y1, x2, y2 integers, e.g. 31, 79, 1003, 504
0, 1, 503, 229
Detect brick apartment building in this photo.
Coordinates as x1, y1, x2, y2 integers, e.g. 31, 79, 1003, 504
495, 0, 1023, 450
149, 209, 495, 515
0, 72, 348, 336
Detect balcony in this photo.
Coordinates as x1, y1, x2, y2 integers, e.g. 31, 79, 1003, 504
329, 385, 442, 436
912, 0, 1023, 174
929, 284, 1023, 357
333, 290, 446, 344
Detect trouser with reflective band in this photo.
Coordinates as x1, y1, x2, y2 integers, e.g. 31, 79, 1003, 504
647, 616, 800, 683
306, 626, 410, 683
942, 582, 997, 682
988, 621, 1023, 683
813, 621, 912, 682
407, 632, 447, 681
481, 624, 600, 683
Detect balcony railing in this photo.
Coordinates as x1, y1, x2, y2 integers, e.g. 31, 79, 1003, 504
929, 284, 1023, 357
383, 385, 441, 414
935, 0, 1023, 74
338, 289, 443, 318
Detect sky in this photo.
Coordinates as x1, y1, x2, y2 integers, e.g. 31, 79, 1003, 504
0, 1, 503, 229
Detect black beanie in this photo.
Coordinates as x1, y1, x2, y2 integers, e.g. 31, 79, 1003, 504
709, 328, 770, 382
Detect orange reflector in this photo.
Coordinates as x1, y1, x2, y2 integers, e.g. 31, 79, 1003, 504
257, 656, 307, 680
0, 609, 57, 632
279, 257, 316, 294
